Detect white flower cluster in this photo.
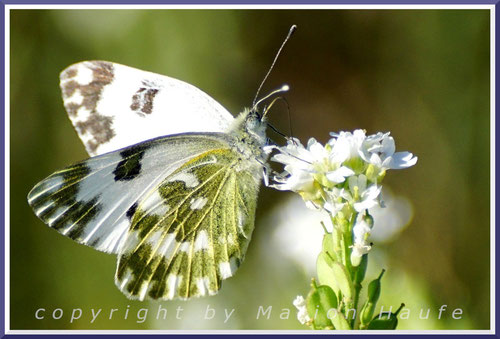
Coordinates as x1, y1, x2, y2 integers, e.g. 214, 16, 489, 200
293, 295, 311, 325
270, 130, 417, 263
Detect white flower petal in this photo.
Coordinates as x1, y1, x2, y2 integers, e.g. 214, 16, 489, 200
326, 166, 354, 183
293, 295, 306, 308
387, 152, 418, 169
263, 145, 277, 154
363, 184, 381, 200
293, 295, 311, 325
357, 174, 367, 191
308, 140, 327, 159
354, 198, 379, 212
269, 129, 416, 216
381, 136, 396, 156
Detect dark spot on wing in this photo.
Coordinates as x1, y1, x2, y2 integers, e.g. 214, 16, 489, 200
75, 114, 115, 154
61, 67, 77, 80
65, 198, 102, 241
62, 80, 78, 98
130, 80, 160, 116
86, 140, 99, 154
116, 240, 191, 299
60, 61, 115, 153
113, 144, 147, 181
116, 243, 154, 296
65, 102, 80, 117
89, 236, 102, 248
28, 162, 103, 243
33, 162, 91, 221
126, 202, 138, 220
80, 62, 114, 113
148, 256, 169, 298
131, 211, 161, 239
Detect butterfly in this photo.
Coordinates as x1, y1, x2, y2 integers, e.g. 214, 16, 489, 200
27, 59, 278, 301
27, 25, 296, 301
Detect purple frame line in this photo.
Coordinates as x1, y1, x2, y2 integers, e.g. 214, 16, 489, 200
0, 335, 491, 339
0, 0, 499, 4
495, 0, 499, 336
1, 0, 6, 337
0, 0, 497, 338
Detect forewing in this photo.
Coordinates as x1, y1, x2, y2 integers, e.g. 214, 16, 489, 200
27, 134, 231, 254
60, 61, 234, 156
115, 148, 261, 300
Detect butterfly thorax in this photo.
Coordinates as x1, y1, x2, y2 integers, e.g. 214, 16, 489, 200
229, 109, 268, 179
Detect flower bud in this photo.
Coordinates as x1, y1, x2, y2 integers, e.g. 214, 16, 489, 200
367, 303, 405, 330
350, 214, 374, 266
330, 227, 342, 254
360, 269, 385, 326
365, 164, 377, 183
362, 212, 374, 228
360, 301, 375, 328
367, 269, 385, 303
354, 254, 368, 285
350, 252, 363, 267
333, 213, 349, 233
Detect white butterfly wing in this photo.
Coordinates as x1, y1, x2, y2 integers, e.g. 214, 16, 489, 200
30, 60, 267, 300
27, 134, 233, 254
60, 61, 234, 156
28, 132, 263, 300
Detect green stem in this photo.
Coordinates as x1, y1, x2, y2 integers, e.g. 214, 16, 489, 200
352, 281, 361, 328
320, 221, 329, 234
329, 210, 360, 329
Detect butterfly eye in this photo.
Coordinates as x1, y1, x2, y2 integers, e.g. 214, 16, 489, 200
246, 109, 261, 122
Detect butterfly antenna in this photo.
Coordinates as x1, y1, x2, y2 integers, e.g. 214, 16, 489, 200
262, 96, 281, 118
252, 24, 297, 109
254, 84, 289, 112
280, 96, 297, 145
267, 122, 288, 139
263, 96, 296, 143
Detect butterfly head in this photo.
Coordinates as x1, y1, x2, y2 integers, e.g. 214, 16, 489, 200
230, 108, 267, 150
245, 108, 267, 136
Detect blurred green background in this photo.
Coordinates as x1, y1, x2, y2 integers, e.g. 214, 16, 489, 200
9, 9, 490, 330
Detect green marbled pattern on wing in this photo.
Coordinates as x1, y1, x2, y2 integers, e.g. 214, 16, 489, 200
115, 148, 260, 300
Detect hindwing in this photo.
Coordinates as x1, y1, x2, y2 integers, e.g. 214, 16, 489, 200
115, 147, 260, 300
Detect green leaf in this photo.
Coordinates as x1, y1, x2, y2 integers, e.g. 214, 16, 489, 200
316, 252, 340, 295
322, 233, 335, 257
331, 261, 354, 301
328, 307, 351, 330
